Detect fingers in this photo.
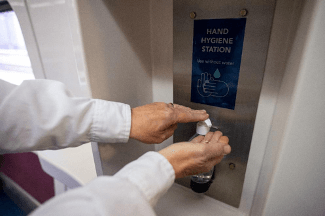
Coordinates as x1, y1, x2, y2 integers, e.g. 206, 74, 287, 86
218, 136, 231, 155
218, 135, 229, 144
172, 104, 209, 124
191, 135, 204, 143
202, 132, 214, 143
210, 131, 223, 143
192, 131, 230, 159
218, 135, 230, 154
223, 145, 231, 155
203, 131, 230, 157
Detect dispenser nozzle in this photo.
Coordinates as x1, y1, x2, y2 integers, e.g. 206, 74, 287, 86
196, 118, 212, 135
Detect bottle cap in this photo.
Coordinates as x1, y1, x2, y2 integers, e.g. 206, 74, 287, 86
196, 118, 212, 135
190, 179, 213, 193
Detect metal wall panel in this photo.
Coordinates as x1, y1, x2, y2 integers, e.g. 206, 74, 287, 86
173, 0, 276, 207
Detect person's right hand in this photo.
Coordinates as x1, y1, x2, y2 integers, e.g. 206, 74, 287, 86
159, 131, 230, 179
129, 102, 208, 144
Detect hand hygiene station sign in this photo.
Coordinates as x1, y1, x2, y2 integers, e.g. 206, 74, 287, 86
191, 18, 246, 110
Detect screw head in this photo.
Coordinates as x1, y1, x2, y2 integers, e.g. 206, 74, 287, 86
190, 11, 197, 19
240, 9, 248, 17
229, 163, 236, 170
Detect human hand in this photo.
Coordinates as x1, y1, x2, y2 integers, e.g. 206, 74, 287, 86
129, 102, 209, 144
158, 131, 230, 179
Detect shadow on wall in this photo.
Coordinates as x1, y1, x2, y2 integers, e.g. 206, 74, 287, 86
77, 0, 157, 175
77, 0, 153, 107
101, 0, 152, 74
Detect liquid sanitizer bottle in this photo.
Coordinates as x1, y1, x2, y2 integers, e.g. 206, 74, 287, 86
189, 118, 215, 193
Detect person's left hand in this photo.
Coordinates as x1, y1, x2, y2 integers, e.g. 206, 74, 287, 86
129, 102, 209, 144
159, 131, 230, 178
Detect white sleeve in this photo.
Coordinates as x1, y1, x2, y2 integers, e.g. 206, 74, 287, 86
29, 152, 175, 216
0, 79, 176, 215
0, 79, 131, 154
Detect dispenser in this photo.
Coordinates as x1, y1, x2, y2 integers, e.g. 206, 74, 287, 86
188, 118, 216, 193
173, 0, 276, 207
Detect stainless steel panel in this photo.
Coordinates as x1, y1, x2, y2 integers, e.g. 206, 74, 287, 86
173, 0, 276, 207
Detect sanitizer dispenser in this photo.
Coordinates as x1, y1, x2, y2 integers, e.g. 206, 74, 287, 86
189, 119, 216, 193
173, 0, 276, 207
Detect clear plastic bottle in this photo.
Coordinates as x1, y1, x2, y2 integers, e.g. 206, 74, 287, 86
189, 118, 215, 193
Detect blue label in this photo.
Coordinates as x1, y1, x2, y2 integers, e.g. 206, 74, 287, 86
191, 18, 246, 110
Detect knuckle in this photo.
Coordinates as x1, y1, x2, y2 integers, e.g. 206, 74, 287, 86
158, 134, 167, 143
165, 107, 173, 117
155, 102, 165, 107
162, 102, 169, 107
164, 108, 176, 123
161, 102, 170, 111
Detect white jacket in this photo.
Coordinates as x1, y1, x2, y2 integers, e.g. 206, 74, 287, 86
0, 79, 175, 215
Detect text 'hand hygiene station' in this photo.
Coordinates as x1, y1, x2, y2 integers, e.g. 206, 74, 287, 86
200, 28, 233, 53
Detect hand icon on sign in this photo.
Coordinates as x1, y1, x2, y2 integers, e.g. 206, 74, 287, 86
197, 72, 229, 98
197, 72, 212, 97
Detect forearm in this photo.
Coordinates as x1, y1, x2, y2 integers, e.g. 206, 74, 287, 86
0, 79, 131, 154
30, 152, 175, 216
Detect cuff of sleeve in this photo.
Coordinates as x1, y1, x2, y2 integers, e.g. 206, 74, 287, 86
115, 151, 175, 206
90, 99, 131, 143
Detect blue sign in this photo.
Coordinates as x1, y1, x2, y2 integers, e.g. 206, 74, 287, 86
191, 18, 246, 110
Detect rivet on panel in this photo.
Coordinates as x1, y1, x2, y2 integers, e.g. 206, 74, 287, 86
229, 163, 236, 170
190, 11, 197, 19
239, 9, 248, 17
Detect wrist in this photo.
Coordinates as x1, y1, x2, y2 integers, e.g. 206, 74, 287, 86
159, 144, 190, 179
116, 151, 175, 206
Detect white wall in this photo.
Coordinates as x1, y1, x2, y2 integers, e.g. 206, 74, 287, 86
254, 1, 325, 215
